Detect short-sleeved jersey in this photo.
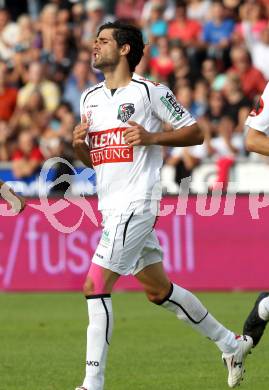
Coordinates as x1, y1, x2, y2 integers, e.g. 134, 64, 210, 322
245, 82, 269, 136
80, 73, 195, 210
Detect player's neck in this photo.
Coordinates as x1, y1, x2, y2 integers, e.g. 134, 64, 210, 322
104, 65, 132, 90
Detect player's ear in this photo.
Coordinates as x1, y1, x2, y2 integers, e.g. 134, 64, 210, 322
120, 43, 130, 57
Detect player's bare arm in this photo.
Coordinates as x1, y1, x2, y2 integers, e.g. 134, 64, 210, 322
245, 128, 269, 156
124, 121, 204, 147
0, 180, 26, 213
72, 114, 93, 168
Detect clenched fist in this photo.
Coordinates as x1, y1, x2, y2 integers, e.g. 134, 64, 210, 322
124, 120, 154, 146
73, 114, 89, 148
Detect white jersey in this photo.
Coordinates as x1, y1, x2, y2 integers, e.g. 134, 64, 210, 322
245, 82, 269, 136
80, 73, 195, 210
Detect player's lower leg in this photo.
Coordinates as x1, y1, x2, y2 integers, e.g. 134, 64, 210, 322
136, 263, 252, 387
77, 265, 119, 390
157, 284, 239, 352
155, 283, 252, 387
80, 294, 113, 390
243, 292, 269, 347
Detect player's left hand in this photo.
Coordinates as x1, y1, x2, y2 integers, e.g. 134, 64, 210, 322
124, 121, 154, 146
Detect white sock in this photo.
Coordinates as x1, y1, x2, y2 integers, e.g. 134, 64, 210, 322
160, 284, 237, 353
258, 296, 269, 321
82, 295, 113, 390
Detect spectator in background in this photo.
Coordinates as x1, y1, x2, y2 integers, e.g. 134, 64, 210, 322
243, 25, 269, 81
261, 0, 269, 19
115, 0, 145, 22
144, 3, 168, 48
0, 61, 17, 122
0, 7, 9, 34
201, 1, 235, 67
40, 102, 75, 195
149, 36, 174, 82
82, 0, 115, 45
222, 73, 251, 136
57, 7, 71, 27
12, 130, 44, 179
46, 31, 73, 88
233, 0, 267, 45
168, 0, 203, 72
167, 45, 193, 90
63, 60, 96, 119
6, 34, 41, 87
228, 45, 266, 101
0, 7, 20, 61
16, 14, 37, 51
168, 1, 201, 49
186, 0, 211, 23
38, 3, 58, 52
142, 0, 176, 25
17, 61, 60, 113
0, 121, 10, 161
201, 58, 226, 90
199, 88, 245, 190
9, 90, 50, 138
70, 1, 85, 47
192, 78, 209, 117
42, 101, 75, 144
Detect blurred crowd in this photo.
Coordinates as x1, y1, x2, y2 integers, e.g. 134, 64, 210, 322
1, 0, 269, 192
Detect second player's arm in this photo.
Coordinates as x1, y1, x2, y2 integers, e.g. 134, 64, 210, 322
0, 180, 26, 213
124, 121, 204, 147
245, 128, 269, 156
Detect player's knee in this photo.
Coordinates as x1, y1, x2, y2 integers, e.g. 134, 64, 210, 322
83, 278, 95, 296
146, 289, 168, 305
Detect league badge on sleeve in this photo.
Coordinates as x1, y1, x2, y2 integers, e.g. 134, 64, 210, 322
117, 103, 135, 122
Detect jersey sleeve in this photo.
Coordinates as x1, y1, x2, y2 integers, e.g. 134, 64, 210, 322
245, 82, 269, 134
151, 84, 196, 129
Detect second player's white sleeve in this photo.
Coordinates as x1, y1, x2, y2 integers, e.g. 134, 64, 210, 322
151, 84, 196, 129
245, 82, 269, 134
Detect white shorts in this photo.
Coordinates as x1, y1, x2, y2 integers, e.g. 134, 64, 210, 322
92, 200, 163, 275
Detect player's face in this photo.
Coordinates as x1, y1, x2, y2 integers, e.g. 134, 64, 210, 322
93, 29, 121, 70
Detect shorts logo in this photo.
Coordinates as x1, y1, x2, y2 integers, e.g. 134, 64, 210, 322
100, 229, 111, 247
117, 103, 135, 122
89, 128, 133, 166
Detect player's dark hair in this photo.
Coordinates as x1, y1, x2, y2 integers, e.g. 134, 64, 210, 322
97, 21, 145, 72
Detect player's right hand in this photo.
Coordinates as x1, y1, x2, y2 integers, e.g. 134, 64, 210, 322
73, 114, 89, 148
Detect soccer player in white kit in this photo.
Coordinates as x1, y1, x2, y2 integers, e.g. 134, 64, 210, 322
0, 180, 25, 213
243, 83, 269, 347
72, 21, 252, 390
